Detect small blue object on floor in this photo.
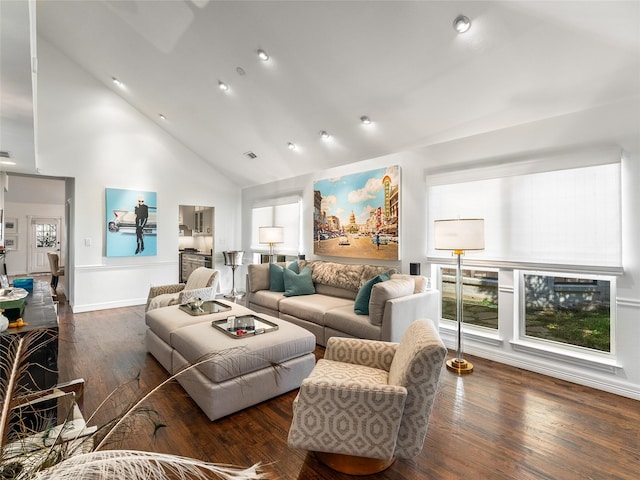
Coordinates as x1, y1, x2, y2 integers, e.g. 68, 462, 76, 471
12, 277, 34, 292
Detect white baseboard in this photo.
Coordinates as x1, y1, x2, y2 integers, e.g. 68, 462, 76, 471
71, 298, 146, 313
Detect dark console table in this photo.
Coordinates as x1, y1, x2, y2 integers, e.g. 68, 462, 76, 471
0, 281, 58, 391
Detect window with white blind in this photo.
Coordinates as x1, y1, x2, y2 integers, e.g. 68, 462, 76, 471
428, 147, 622, 358
427, 148, 622, 271
250, 197, 301, 256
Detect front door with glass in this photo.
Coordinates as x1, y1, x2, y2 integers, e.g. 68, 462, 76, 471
28, 217, 62, 273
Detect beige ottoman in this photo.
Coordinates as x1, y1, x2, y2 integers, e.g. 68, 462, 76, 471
146, 303, 315, 421
145, 300, 253, 373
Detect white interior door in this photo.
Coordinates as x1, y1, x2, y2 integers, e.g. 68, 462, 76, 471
28, 216, 63, 274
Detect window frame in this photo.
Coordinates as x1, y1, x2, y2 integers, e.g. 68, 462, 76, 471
426, 147, 624, 369
250, 196, 302, 256
515, 269, 617, 359
437, 263, 500, 332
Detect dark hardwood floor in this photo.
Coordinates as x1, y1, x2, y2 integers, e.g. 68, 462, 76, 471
55, 292, 640, 479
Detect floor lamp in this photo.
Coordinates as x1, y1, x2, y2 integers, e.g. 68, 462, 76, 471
434, 218, 485, 375
259, 226, 284, 263
223, 250, 244, 298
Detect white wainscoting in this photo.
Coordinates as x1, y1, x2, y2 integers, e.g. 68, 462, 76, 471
72, 261, 178, 313
440, 295, 640, 401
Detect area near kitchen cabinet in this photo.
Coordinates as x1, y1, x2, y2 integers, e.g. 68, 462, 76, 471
178, 205, 214, 282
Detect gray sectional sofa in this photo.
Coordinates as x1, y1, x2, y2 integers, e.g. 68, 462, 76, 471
246, 260, 440, 346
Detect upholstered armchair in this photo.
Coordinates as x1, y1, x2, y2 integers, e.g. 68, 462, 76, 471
146, 267, 219, 312
287, 319, 446, 475
47, 252, 65, 290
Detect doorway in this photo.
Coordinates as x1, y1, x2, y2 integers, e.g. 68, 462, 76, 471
3, 174, 67, 276
178, 205, 214, 253
28, 216, 63, 274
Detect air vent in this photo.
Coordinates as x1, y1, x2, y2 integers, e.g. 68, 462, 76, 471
244, 151, 257, 159
0, 151, 10, 159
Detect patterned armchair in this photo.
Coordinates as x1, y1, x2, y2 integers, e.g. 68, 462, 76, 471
287, 319, 446, 475
146, 267, 219, 312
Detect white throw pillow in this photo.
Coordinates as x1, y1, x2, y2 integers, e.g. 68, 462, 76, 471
391, 273, 428, 293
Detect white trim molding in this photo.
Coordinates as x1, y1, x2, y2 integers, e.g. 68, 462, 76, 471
509, 340, 621, 374
462, 342, 640, 401
71, 261, 178, 313
617, 296, 640, 308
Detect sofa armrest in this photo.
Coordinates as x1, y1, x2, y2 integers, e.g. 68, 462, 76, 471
146, 283, 185, 309
247, 263, 271, 293
380, 289, 441, 343
177, 286, 216, 304
324, 336, 398, 371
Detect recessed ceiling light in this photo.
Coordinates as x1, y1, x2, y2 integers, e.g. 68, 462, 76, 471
360, 116, 372, 125
257, 49, 269, 61
112, 76, 123, 87
288, 142, 297, 150
218, 81, 229, 92
453, 14, 471, 33
158, 114, 166, 120
320, 131, 331, 140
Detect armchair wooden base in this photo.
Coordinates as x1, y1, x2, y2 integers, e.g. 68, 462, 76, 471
315, 451, 395, 475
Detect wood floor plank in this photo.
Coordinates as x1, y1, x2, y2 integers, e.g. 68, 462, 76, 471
55, 295, 640, 479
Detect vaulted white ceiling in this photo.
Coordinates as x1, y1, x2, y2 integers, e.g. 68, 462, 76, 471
3, 1, 640, 187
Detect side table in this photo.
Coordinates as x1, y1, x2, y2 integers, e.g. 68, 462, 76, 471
0, 281, 59, 391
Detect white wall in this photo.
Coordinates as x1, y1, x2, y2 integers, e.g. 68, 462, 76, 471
241, 149, 427, 272
35, 38, 243, 312
241, 99, 640, 400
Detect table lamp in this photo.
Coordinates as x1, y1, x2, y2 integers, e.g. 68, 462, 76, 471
434, 218, 484, 374
259, 226, 284, 263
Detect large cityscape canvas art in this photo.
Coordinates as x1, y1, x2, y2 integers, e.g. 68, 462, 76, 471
313, 165, 400, 260
105, 188, 157, 257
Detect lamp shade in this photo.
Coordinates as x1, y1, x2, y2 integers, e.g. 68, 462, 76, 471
434, 218, 485, 251
259, 226, 284, 244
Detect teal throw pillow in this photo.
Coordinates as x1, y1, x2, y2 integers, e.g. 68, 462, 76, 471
283, 266, 316, 297
354, 271, 390, 315
269, 261, 300, 292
